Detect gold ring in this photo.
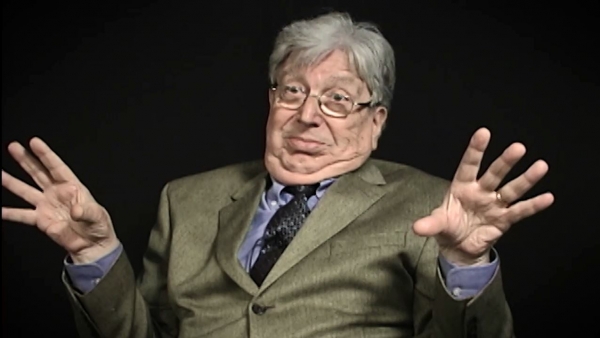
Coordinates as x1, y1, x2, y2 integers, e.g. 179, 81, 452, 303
496, 191, 506, 204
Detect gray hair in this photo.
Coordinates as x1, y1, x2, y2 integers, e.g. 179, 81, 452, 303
268, 12, 396, 110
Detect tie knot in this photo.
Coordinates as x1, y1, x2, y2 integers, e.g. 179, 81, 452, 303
284, 184, 319, 198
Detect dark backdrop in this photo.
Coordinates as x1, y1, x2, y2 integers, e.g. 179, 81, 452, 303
3, 1, 598, 337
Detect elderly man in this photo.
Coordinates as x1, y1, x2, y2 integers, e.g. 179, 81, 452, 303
2, 12, 552, 338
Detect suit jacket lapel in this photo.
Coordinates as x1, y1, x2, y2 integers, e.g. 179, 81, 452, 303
215, 171, 267, 295
260, 160, 387, 290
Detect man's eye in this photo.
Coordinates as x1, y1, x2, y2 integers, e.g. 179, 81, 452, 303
285, 86, 302, 94
325, 91, 350, 102
331, 93, 347, 101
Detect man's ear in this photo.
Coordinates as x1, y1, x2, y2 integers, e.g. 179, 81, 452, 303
371, 106, 388, 150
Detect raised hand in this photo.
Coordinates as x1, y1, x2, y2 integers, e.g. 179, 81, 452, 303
413, 128, 554, 265
2, 137, 119, 264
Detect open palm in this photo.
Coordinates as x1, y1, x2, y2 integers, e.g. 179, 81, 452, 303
413, 128, 554, 265
2, 138, 118, 262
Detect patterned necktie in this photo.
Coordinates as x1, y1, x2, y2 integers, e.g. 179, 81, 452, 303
249, 184, 319, 286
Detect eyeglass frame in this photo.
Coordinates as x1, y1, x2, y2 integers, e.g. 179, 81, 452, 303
269, 83, 379, 118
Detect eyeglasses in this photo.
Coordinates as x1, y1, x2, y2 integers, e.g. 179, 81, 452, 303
271, 83, 374, 118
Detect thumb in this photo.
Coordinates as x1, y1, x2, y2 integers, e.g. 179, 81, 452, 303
412, 214, 445, 237
71, 202, 105, 223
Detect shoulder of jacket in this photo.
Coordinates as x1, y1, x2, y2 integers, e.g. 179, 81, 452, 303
369, 158, 450, 189
164, 159, 265, 196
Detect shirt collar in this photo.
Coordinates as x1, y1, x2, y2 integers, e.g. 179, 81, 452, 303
266, 176, 335, 204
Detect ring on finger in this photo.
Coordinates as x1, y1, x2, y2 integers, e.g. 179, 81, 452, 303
495, 191, 508, 206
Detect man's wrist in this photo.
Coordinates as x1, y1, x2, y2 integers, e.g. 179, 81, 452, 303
69, 238, 121, 265
439, 248, 491, 267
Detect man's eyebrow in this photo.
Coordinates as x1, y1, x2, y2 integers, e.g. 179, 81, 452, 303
277, 73, 364, 94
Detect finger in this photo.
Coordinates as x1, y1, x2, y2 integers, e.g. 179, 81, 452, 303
71, 202, 105, 224
498, 160, 549, 204
504, 192, 554, 224
2, 207, 37, 225
2, 170, 44, 206
412, 214, 445, 237
478, 142, 526, 191
453, 127, 491, 183
29, 137, 80, 183
7, 142, 53, 189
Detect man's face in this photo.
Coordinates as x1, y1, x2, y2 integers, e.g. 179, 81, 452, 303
264, 49, 388, 185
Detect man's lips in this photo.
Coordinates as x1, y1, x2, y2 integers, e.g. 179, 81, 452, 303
286, 137, 325, 151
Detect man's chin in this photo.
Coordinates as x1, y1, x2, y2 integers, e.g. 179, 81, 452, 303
264, 154, 327, 184
263, 153, 366, 185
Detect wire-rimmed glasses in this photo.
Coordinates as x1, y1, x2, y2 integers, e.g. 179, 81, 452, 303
271, 83, 373, 118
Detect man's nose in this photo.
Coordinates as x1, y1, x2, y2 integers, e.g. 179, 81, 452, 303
297, 95, 323, 126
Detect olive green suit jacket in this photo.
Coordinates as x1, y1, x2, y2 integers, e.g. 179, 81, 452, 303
64, 159, 514, 337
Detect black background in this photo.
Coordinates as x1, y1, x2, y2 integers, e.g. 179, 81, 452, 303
3, 1, 598, 336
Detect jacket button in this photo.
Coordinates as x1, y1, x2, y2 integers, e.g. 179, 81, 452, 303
251, 304, 268, 315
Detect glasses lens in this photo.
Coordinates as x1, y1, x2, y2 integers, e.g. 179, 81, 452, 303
320, 90, 352, 116
277, 85, 305, 109
274, 85, 353, 117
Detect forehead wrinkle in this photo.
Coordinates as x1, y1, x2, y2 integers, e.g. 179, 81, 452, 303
282, 73, 358, 84
323, 74, 360, 85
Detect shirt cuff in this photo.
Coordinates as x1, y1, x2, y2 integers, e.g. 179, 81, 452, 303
438, 248, 499, 299
64, 243, 123, 294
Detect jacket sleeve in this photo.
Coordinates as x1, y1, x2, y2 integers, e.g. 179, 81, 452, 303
64, 183, 179, 338
412, 237, 515, 338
